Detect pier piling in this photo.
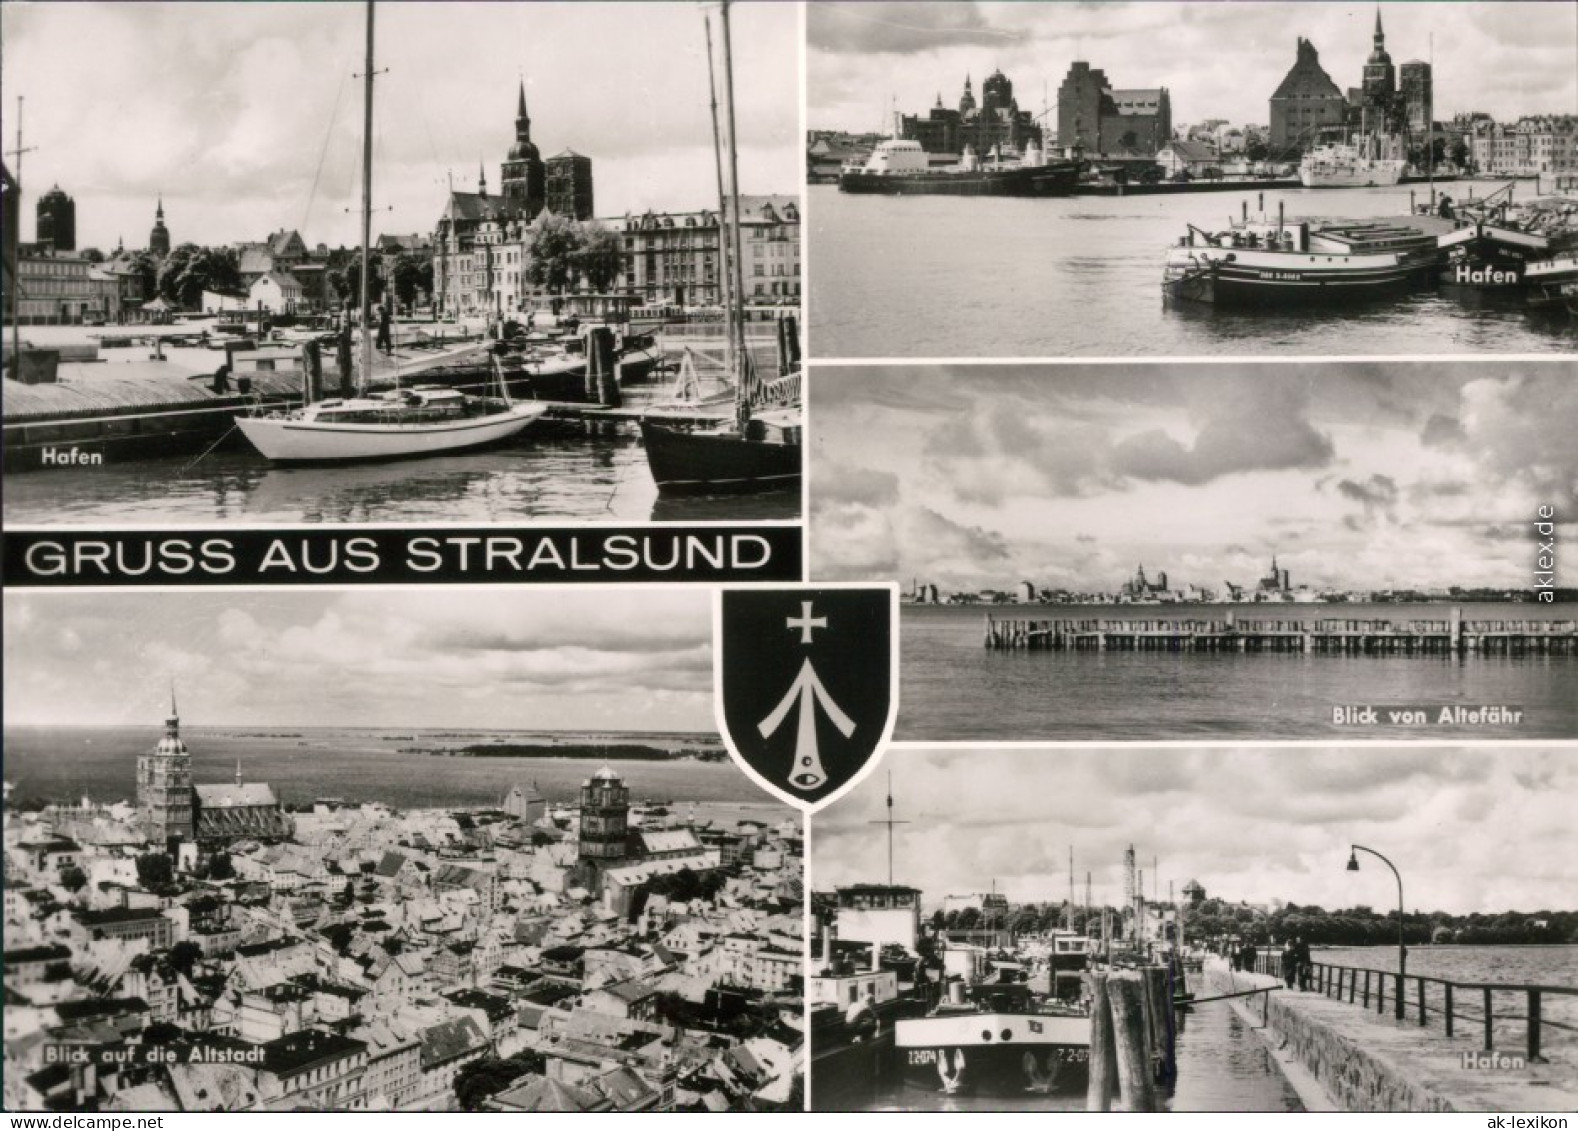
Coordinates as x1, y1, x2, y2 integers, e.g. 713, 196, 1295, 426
1086, 973, 1118, 1112
1108, 974, 1158, 1113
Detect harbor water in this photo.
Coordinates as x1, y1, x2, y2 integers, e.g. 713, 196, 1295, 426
899, 604, 1578, 740
808, 181, 1575, 358
0, 428, 799, 525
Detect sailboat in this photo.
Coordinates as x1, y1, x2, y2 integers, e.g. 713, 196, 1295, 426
637, 0, 802, 496
235, 0, 545, 464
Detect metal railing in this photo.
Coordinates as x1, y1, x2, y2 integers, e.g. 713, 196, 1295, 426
1249, 952, 1578, 1063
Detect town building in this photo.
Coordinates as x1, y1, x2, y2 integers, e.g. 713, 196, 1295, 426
1269, 38, 1348, 152
1358, 9, 1398, 135
895, 70, 1044, 159
1399, 61, 1433, 137
1056, 62, 1172, 157
10, 253, 121, 325
500, 82, 546, 220
35, 185, 76, 253
137, 698, 292, 848
606, 195, 799, 309
546, 150, 595, 221
149, 197, 171, 258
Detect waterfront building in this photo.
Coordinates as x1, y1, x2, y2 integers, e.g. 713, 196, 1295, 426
896, 70, 1044, 159
546, 149, 594, 221
35, 184, 76, 253
606, 195, 799, 308
1056, 62, 1172, 158
500, 82, 546, 221
1399, 61, 1433, 137
10, 253, 121, 325
1269, 38, 1348, 152
1471, 115, 1578, 176
503, 782, 547, 823
1359, 9, 1398, 135
149, 197, 171, 258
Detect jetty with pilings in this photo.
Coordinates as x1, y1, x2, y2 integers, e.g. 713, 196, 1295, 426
984, 609, 1578, 656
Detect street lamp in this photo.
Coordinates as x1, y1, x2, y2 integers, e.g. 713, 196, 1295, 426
1348, 844, 1406, 1021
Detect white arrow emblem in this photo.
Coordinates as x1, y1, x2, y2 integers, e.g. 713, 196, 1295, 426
758, 658, 856, 790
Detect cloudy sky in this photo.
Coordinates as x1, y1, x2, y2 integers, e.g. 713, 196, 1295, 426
814, 746, 1578, 914
810, 2, 1577, 132
1, 2, 799, 253
3, 589, 714, 731
809, 360, 1577, 595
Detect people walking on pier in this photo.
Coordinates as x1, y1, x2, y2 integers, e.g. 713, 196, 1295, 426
1292, 937, 1312, 991
1281, 940, 1298, 989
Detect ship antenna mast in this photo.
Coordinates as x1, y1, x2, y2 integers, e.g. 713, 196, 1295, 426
868, 770, 909, 886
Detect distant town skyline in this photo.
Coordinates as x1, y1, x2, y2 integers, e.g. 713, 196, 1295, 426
810, 361, 1576, 595
1, 2, 799, 252
3, 590, 714, 731
809, 2, 1578, 133
814, 746, 1578, 915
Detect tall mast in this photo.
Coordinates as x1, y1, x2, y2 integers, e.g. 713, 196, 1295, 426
8, 96, 35, 371
868, 770, 908, 887
358, 0, 376, 390
703, 13, 735, 378
718, 0, 750, 426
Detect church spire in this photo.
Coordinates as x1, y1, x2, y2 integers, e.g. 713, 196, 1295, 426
478, 161, 487, 195
156, 194, 164, 221
516, 79, 530, 134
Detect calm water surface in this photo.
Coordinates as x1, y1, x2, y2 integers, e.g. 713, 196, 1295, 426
2, 726, 773, 810
809, 182, 1576, 357
899, 604, 1578, 740
2, 424, 800, 525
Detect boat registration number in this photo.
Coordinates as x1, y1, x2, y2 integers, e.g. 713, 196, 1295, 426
906, 1048, 1088, 1065
1256, 271, 1304, 281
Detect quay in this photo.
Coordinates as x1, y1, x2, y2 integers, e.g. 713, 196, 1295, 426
1077, 178, 1301, 197
983, 609, 1578, 656
1198, 959, 1578, 1112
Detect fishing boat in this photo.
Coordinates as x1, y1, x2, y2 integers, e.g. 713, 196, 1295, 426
637, 0, 802, 497
235, 0, 544, 464
895, 981, 1091, 1096
1298, 141, 1404, 189
839, 138, 1079, 197
1163, 206, 1438, 306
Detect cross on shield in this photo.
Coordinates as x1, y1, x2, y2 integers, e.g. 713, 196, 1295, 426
716, 585, 898, 812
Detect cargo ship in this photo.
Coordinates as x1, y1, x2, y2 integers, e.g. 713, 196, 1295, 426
838, 139, 1078, 197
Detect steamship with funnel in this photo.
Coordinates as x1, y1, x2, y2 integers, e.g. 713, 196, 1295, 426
839, 139, 1079, 197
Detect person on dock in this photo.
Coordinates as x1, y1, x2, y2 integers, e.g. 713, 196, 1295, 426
1292, 937, 1312, 991
1281, 940, 1298, 990
210, 361, 231, 395
1437, 193, 1456, 221
375, 303, 393, 355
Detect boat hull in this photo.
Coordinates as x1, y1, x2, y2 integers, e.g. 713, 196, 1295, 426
235, 403, 546, 463
839, 164, 1079, 197
1298, 161, 1405, 188
895, 1013, 1091, 1096
1437, 225, 1551, 291
1163, 246, 1426, 306
638, 419, 801, 495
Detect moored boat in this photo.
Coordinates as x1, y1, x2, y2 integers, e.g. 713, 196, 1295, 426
1298, 141, 1404, 189
234, 0, 546, 464
894, 982, 1091, 1096
1163, 210, 1438, 306
839, 138, 1079, 197
1524, 251, 1578, 310
1437, 222, 1553, 292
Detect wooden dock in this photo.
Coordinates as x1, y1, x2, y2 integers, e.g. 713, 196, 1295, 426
984, 609, 1578, 656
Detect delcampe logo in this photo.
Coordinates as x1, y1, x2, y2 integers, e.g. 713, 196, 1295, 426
716, 585, 898, 812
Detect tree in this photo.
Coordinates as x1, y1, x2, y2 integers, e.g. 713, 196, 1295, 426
157, 244, 242, 309
574, 223, 624, 293
1245, 137, 1269, 164
391, 253, 429, 313
59, 865, 88, 892
136, 853, 175, 889
332, 257, 384, 309
208, 852, 234, 881
81, 248, 105, 263
166, 941, 203, 978
523, 212, 584, 295
453, 1053, 545, 1111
